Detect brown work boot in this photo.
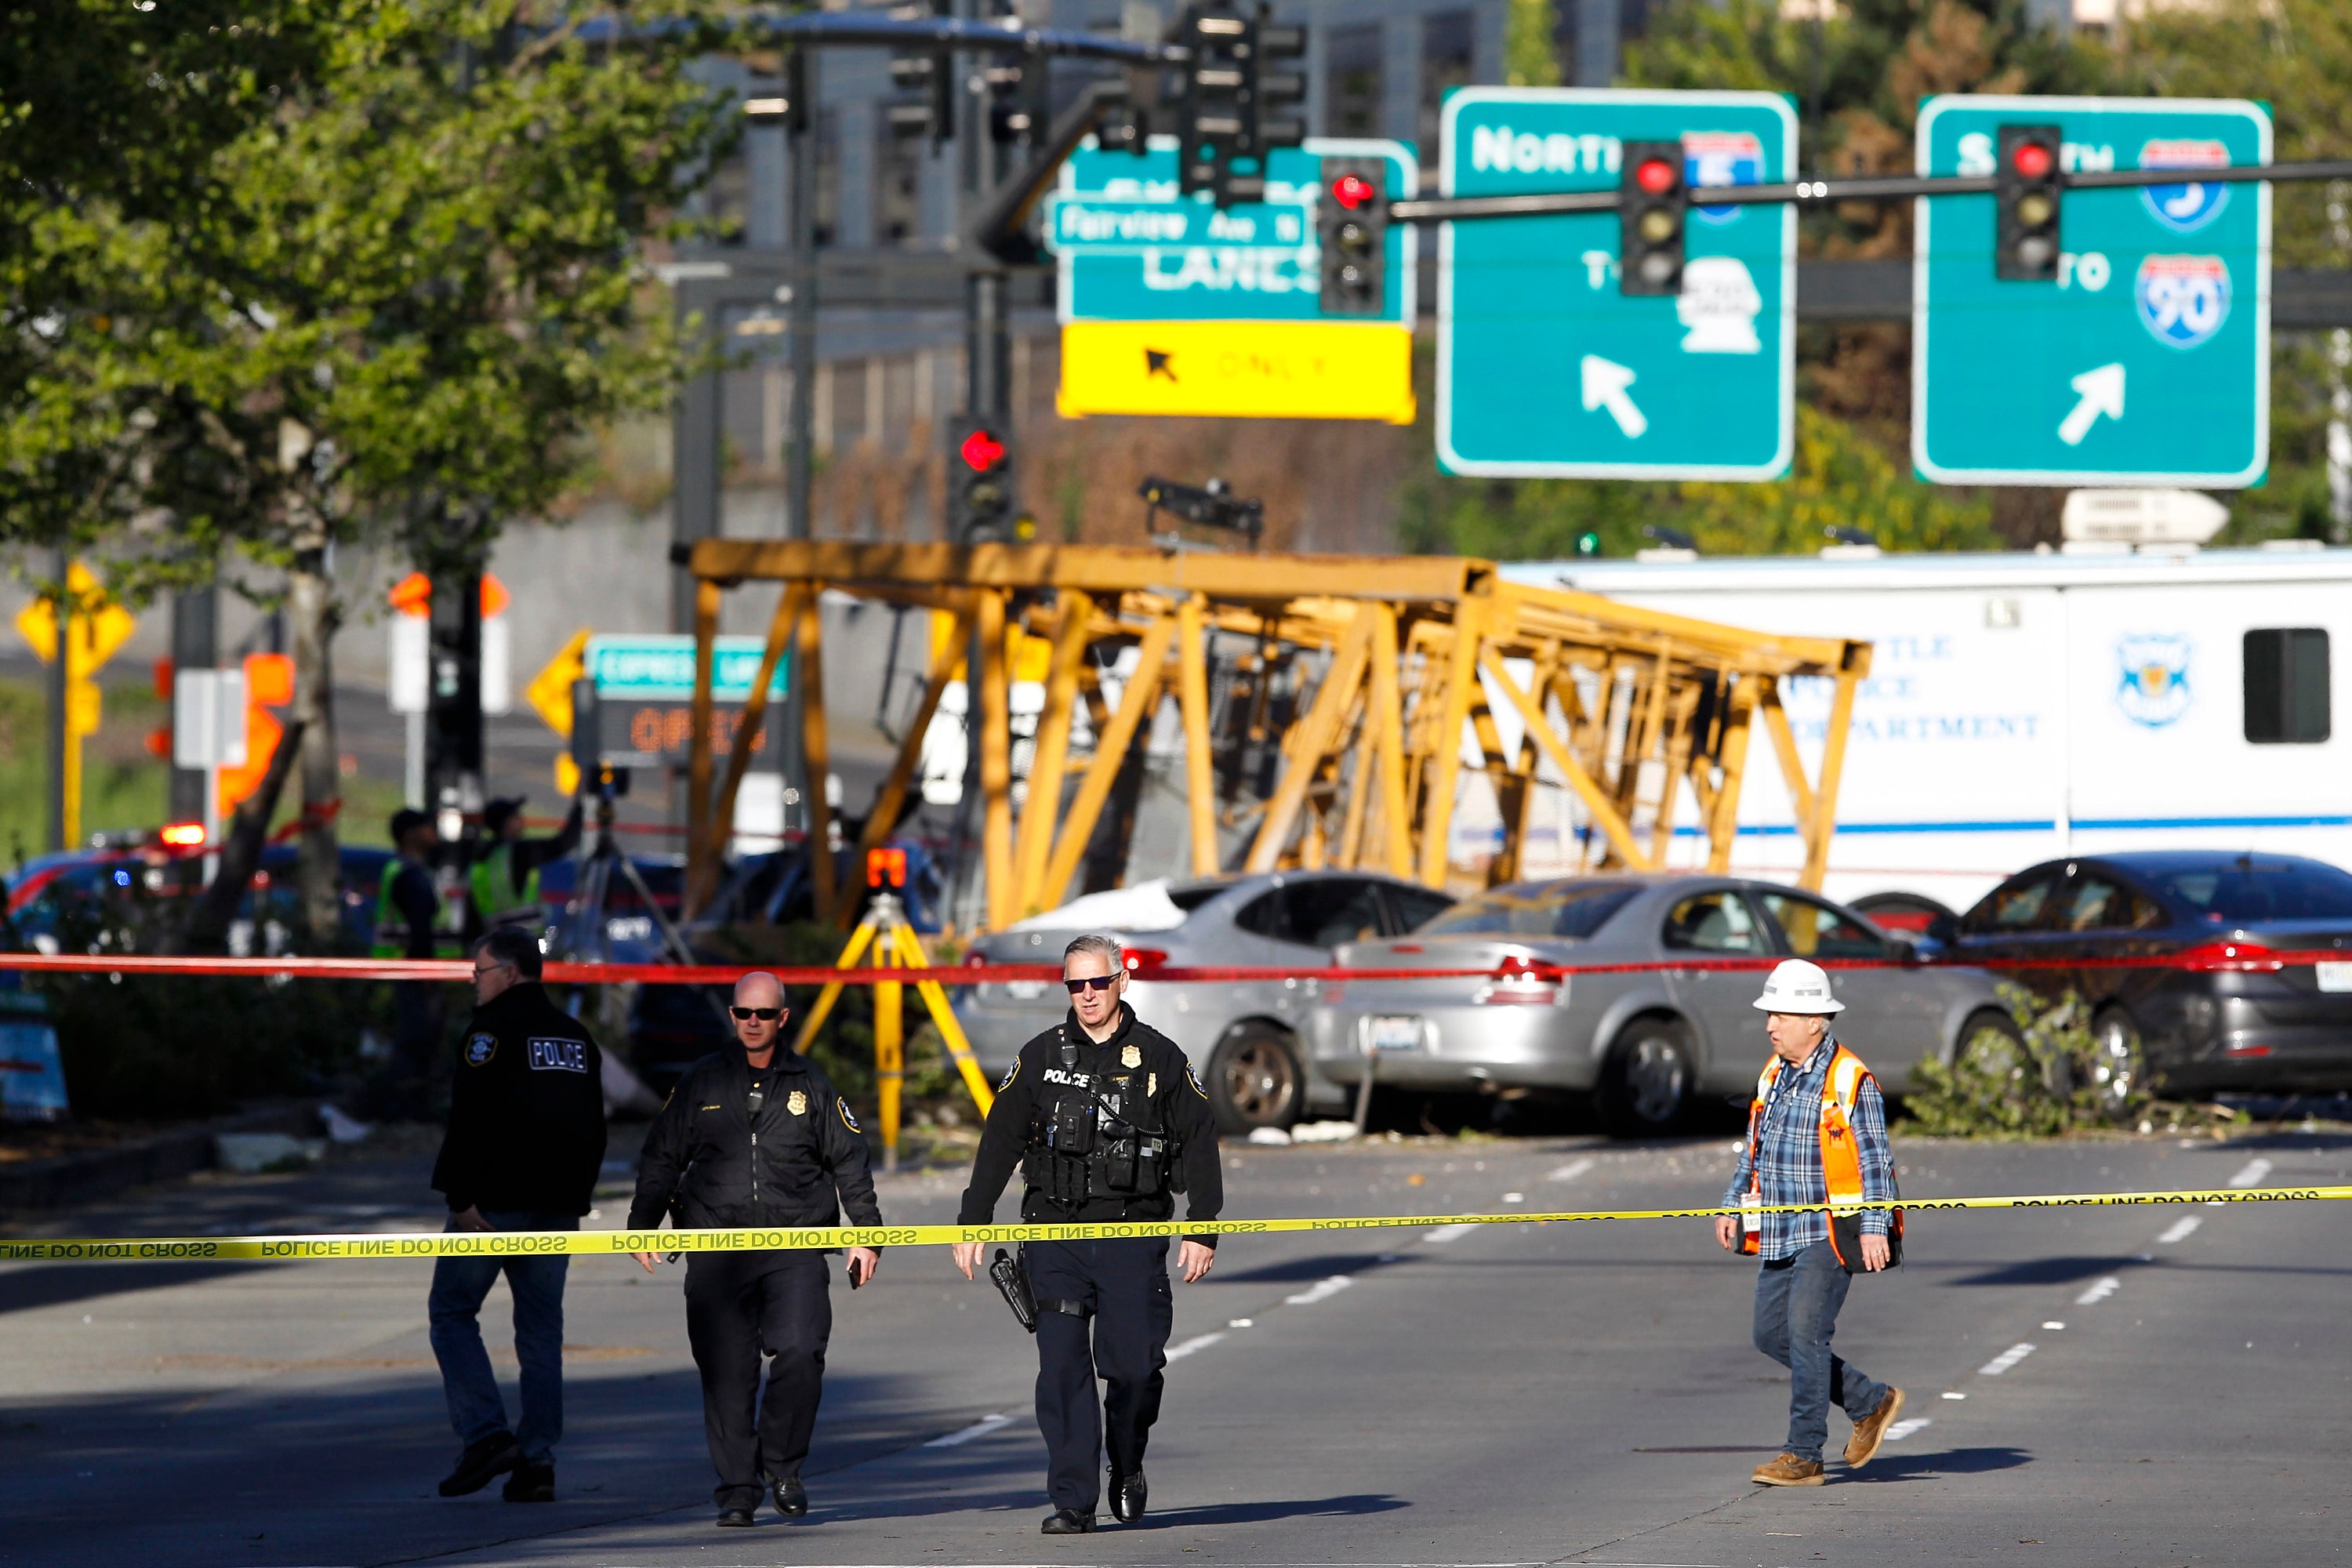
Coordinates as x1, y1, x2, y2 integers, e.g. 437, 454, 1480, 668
1844, 1386, 1907, 1469
1751, 1453, 1826, 1486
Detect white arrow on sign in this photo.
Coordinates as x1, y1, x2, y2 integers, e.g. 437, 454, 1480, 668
1579, 355, 1649, 440
2058, 363, 2126, 447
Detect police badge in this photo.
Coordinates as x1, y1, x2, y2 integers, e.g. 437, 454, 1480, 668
1121, 1044, 1142, 1068
787, 1090, 808, 1116
464, 1033, 496, 1067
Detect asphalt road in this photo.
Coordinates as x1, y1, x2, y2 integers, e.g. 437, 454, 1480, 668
3, 1122, 2347, 1568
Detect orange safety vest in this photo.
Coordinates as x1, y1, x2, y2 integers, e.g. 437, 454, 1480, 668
1740, 1042, 1904, 1269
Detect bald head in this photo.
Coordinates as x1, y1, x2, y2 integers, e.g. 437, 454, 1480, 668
731, 971, 786, 1060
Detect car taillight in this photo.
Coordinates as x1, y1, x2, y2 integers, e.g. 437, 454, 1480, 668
1123, 947, 1169, 977
2178, 939, 2279, 971
1476, 953, 1566, 1004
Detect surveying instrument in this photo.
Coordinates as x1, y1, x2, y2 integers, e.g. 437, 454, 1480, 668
557, 763, 734, 1037
790, 846, 998, 1171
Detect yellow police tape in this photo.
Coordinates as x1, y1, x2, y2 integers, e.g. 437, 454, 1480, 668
4, 1185, 2347, 1264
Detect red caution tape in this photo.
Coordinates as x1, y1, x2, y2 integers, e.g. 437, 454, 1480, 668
0, 941, 2334, 985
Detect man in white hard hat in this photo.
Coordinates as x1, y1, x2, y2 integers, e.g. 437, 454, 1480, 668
1714, 958, 1906, 1487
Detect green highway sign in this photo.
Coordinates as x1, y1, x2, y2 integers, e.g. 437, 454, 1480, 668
585, 635, 789, 701
1436, 88, 1796, 481
1047, 137, 1414, 325
1046, 136, 1419, 422
1914, 96, 2270, 488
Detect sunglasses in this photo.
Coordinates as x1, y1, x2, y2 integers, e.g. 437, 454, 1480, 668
730, 1006, 783, 1021
1062, 975, 1119, 994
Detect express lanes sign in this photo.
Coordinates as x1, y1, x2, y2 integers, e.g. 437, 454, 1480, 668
1046, 137, 1417, 422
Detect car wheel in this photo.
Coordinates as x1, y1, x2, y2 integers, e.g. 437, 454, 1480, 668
1205, 1022, 1303, 1134
1599, 1018, 1693, 1138
1955, 1006, 2024, 1065
2084, 1007, 2148, 1121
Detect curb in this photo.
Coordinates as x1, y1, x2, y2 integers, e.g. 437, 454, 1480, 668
0, 1103, 323, 1212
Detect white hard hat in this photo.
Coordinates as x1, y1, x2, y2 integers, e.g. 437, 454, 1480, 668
1752, 958, 1845, 1014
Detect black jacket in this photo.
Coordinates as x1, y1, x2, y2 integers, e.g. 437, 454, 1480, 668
956, 1004, 1223, 1245
628, 1047, 882, 1232
430, 982, 607, 1215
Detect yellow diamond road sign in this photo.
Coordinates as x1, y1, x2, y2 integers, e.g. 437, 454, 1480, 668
15, 561, 136, 680
526, 628, 591, 740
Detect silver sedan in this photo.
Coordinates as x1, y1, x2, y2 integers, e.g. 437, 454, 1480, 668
953, 870, 1455, 1133
1308, 874, 2017, 1136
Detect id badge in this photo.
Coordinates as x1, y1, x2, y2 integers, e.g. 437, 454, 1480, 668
1741, 1191, 1762, 1236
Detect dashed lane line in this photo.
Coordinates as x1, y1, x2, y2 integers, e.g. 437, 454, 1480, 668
1882, 1417, 1933, 1442
1285, 1275, 1355, 1306
2076, 1276, 2122, 1305
922, 1414, 1012, 1448
1977, 1342, 2036, 1376
1422, 1223, 1480, 1244
1546, 1159, 1598, 1183
1165, 1331, 1227, 1361
2155, 1214, 2202, 1245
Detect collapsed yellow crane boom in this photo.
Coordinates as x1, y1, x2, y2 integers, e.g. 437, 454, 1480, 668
678, 540, 1869, 928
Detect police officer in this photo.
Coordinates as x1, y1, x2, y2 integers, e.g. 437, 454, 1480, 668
375, 808, 459, 1117
951, 933, 1223, 1534
629, 971, 883, 1528
469, 796, 581, 937
427, 927, 608, 1502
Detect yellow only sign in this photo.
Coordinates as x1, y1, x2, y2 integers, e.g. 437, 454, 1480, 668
526, 628, 592, 795
15, 562, 136, 680
1055, 321, 1416, 423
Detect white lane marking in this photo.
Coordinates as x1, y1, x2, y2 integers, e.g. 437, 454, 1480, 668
1977, 1342, 2036, 1376
2213, 1156, 2274, 1204
1227, 1317, 1254, 1328
2042, 1321, 2066, 1330
2077, 1276, 2121, 1305
2156, 1215, 2202, 1244
1547, 1158, 1597, 1182
1941, 1392, 1967, 1400
1883, 1417, 1933, 1442
1501, 1192, 1526, 1204
1285, 1275, 1354, 1306
1165, 1332, 1226, 1362
924, 1413, 1012, 1447
1423, 1223, 1479, 1244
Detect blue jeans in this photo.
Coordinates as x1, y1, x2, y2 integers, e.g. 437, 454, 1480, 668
1753, 1240, 1889, 1464
428, 1210, 577, 1464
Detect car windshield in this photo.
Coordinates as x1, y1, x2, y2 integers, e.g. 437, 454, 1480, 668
1420, 882, 1636, 939
2150, 859, 2352, 922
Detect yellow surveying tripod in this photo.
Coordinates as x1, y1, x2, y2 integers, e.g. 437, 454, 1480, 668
790, 848, 995, 1171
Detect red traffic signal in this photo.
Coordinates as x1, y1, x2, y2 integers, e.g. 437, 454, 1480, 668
958, 427, 1007, 471
1634, 155, 1680, 195
2010, 140, 2054, 180
1329, 172, 1377, 210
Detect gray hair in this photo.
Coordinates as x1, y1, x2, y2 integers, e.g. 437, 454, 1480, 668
1064, 933, 1123, 971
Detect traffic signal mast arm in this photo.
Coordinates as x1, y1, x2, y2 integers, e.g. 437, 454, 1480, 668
1387, 157, 2352, 223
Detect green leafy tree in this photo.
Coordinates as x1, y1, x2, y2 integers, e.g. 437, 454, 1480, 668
1, 2, 731, 931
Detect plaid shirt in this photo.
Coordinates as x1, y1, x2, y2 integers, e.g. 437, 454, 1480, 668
1722, 1033, 1896, 1261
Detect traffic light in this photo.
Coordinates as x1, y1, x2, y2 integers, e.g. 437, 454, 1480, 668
1995, 123, 2063, 281
1619, 140, 1686, 296
1175, 1, 1301, 204
1318, 157, 1386, 315
949, 417, 1015, 543
1254, 14, 1307, 153
985, 46, 1051, 147
1574, 531, 1601, 557
885, 0, 953, 145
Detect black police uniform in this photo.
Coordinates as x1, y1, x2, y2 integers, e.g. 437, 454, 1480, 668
426, 982, 607, 1490
957, 1003, 1222, 1523
629, 1046, 881, 1514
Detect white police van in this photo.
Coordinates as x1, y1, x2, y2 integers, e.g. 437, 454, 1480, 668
1496, 544, 2352, 920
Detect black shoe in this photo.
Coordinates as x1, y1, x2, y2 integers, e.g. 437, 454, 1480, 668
770, 1473, 808, 1518
502, 1460, 554, 1502
1109, 1470, 1147, 1523
717, 1508, 757, 1528
1040, 1508, 1098, 1534
437, 1432, 521, 1497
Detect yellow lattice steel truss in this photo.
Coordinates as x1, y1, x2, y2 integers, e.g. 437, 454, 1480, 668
677, 542, 1871, 927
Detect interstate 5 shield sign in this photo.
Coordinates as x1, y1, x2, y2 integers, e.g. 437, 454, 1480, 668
1913, 96, 2270, 488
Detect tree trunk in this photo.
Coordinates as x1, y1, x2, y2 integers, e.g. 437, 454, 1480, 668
289, 545, 343, 944
182, 717, 307, 949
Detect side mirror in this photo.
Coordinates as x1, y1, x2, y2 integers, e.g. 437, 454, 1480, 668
1924, 912, 1958, 944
